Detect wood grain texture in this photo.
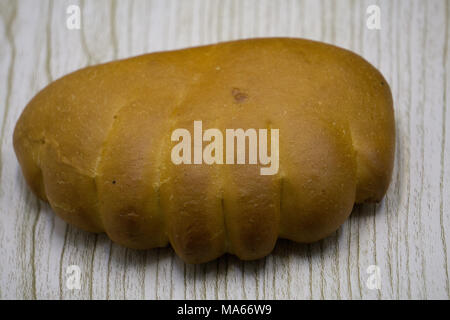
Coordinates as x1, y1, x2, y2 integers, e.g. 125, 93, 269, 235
0, 0, 449, 300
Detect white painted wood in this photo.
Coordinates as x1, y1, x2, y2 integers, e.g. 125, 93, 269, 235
0, 0, 449, 299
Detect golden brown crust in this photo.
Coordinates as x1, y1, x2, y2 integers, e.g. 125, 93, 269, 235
13, 38, 395, 263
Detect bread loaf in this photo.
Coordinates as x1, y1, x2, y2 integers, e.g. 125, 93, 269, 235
13, 38, 395, 263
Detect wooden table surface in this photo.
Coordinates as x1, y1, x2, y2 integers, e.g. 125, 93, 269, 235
0, 0, 449, 300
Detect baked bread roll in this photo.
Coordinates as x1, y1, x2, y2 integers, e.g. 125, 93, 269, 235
13, 38, 395, 263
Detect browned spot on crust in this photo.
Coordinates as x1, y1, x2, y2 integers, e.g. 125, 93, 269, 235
231, 87, 248, 103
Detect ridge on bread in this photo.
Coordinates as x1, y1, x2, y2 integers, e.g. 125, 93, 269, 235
13, 38, 395, 263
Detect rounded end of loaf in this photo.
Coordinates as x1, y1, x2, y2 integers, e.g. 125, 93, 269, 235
13, 109, 47, 202
350, 63, 396, 204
